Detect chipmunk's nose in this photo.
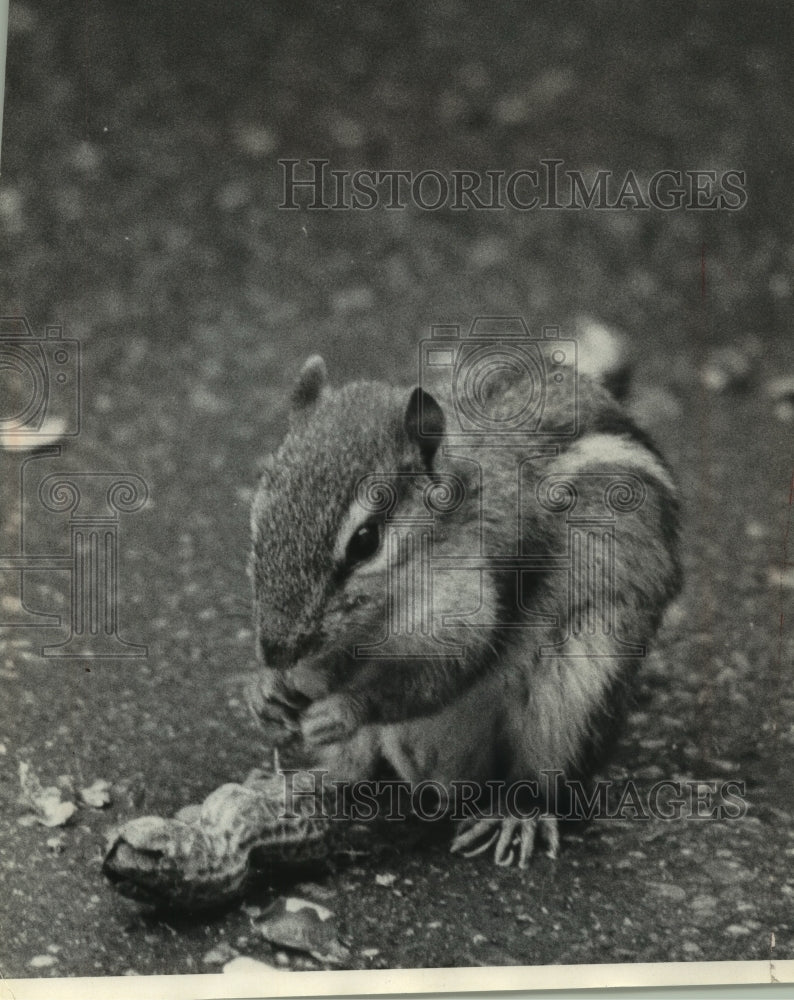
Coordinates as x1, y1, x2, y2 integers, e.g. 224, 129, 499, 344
258, 634, 320, 671
258, 637, 292, 670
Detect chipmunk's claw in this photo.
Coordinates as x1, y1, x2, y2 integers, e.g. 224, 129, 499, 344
246, 671, 308, 731
449, 818, 501, 857
300, 693, 359, 746
450, 815, 559, 868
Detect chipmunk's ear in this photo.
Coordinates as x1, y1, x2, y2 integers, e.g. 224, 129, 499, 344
403, 387, 445, 469
290, 355, 327, 412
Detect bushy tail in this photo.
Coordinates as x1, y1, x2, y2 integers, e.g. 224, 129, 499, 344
574, 315, 633, 402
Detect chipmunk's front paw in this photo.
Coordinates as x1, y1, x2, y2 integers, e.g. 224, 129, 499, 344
247, 670, 309, 733
449, 815, 560, 868
300, 693, 361, 746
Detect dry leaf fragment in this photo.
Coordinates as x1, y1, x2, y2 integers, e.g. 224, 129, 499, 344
223, 955, 280, 974
79, 779, 113, 809
18, 762, 77, 827
255, 896, 349, 966
202, 942, 239, 965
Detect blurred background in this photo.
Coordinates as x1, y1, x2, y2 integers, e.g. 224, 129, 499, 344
0, 0, 792, 979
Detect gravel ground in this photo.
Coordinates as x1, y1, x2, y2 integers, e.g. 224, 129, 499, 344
0, 0, 793, 984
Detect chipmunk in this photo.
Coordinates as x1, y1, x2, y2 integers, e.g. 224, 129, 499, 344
248, 325, 681, 866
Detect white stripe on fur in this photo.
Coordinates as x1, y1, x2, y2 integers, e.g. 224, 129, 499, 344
563, 433, 676, 494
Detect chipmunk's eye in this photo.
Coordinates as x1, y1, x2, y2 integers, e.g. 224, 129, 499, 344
345, 521, 381, 565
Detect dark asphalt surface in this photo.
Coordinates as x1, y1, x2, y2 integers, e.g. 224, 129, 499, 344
1, 0, 793, 983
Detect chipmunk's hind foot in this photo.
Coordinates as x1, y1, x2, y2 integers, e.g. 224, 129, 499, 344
449, 815, 560, 868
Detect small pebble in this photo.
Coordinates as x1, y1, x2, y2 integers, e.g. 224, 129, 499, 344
0, 188, 24, 236
233, 125, 278, 157
700, 346, 756, 392
79, 779, 112, 809
8, 3, 37, 33
690, 895, 719, 912
29, 955, 58, 969
190, 387, 229, 415
632, 386, 683, 423
494, 71, 575, 125
769, 566, 794, 590
292, 955, 321, 971
468, 236, 509, 269
202, 943, 239, 965
223, 956, 280, 974
635, 764, 665, 780
769, 274, 791, 299
647, 882, 687, 902
528, 68, 577, 105
494, 93, 531, 125
329, 117, 365, 148
216, 180, 251, 212
638, 737, 666, 750
68, 141, 100, 173
293, 881, 337, 902
331, 286, 375, 314
765, 375, 794, 401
